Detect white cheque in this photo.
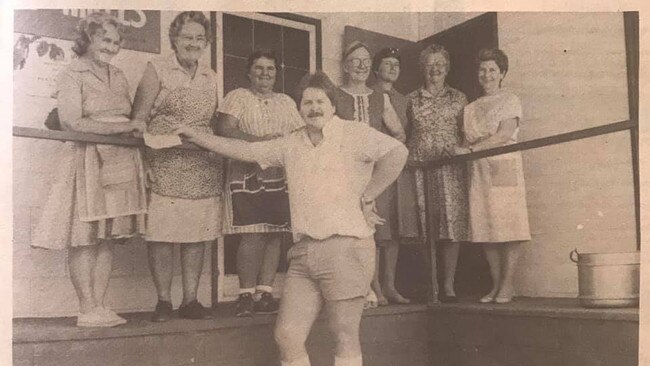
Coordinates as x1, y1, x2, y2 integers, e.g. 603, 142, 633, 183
143, 133, 183, 149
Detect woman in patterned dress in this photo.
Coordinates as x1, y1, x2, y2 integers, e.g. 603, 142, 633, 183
32, 13, 146, 327
131, 11, 220, 321
407, 44, 469, 303
457, 49, 530, 304
332, 41, 407, 307
217, 50, 304, 317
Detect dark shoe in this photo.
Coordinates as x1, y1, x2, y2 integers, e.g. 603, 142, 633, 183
235, 293, 254, 317
151, 300, 173, 322
178, 300, 213, 320
439, 294, 458, 304
254, 292, 279, 314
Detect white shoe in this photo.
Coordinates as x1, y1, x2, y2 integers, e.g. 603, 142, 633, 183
98, 307, 127, 325
76, 307, 123, 327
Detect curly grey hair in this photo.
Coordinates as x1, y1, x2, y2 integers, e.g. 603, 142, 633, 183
169, 11, 211, 51
71, 12, 124, 56
418, 44, 450, 73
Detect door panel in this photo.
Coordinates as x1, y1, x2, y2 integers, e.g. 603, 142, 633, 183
217, 12, 318, 302
420, 12, 498, 102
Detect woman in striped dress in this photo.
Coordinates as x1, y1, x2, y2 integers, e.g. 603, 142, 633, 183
217, 49, 304, 317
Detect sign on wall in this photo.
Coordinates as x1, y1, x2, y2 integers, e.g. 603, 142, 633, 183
14, 9, 161, 54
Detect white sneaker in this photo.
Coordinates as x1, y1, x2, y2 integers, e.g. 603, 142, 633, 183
98, 307, 127, 325
76, 307, 123, 327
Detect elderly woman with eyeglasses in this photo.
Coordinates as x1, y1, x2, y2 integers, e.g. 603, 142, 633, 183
332, 41, 406, 308
131, 11, 220, 321
407, 44, 469, 303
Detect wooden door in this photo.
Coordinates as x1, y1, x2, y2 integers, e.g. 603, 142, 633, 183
215, 12, 319, 302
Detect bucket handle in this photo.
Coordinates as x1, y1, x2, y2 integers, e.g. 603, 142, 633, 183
570, 249, 579, 263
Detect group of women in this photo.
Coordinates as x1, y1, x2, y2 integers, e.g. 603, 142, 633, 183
405, 44, 531, 304
31, 11, 530, 328
334, 40, 530, 306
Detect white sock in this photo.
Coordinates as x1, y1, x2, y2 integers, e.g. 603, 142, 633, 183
239, 288, 255, 295
281, 356, 311, 366
256, 285, 273, 294
334, 355, 363, 366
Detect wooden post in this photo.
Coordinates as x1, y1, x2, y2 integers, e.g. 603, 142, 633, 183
623, 11, 640, 250
211, 238, 220, 308
423, 169, 440, 305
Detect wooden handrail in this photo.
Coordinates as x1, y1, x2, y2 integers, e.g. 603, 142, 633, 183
12, 126, 199, 150
14, 119, 635, 166
408, 119, 635, 168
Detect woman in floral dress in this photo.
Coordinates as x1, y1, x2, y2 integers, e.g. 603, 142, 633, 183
407, 44, 469, 302
131, 11, 220, 321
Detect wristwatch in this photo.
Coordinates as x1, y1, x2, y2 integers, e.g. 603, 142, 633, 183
361, 194, 374, 205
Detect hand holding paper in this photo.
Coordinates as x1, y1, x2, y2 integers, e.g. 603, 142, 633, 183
143, 132, 183, 149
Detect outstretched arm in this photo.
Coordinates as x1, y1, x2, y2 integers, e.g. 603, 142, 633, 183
216, 113, 281, 142
177, 126, 260, 163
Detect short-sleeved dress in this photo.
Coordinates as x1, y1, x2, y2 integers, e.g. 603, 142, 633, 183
463, 90, 531, 243
332, 87, 384, 131
32, 58, 146, 250
332, 87, 399, 243
219, 88, 304, 234
383, 87, 420, 242
144, 55, 223, 243
407, 86, 469, 242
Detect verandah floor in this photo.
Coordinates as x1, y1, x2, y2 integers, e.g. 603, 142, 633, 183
13, 297, 639, 366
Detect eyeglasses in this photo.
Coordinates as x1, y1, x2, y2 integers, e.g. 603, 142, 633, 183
425, 62, 448, 69
347, 58, 372, 68
177, 34, 207, 43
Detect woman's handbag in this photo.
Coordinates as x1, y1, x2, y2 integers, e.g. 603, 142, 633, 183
44, 108, 62, 130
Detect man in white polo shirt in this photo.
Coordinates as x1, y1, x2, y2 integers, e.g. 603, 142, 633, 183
177, 71, 408, 366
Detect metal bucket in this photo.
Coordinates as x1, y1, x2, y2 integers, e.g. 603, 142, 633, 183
570, 249, 640, 308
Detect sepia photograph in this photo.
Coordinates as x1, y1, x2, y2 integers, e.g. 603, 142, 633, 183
5, 2, 647, 365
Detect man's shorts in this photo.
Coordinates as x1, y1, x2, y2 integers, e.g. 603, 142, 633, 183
285, 235, 375, 301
